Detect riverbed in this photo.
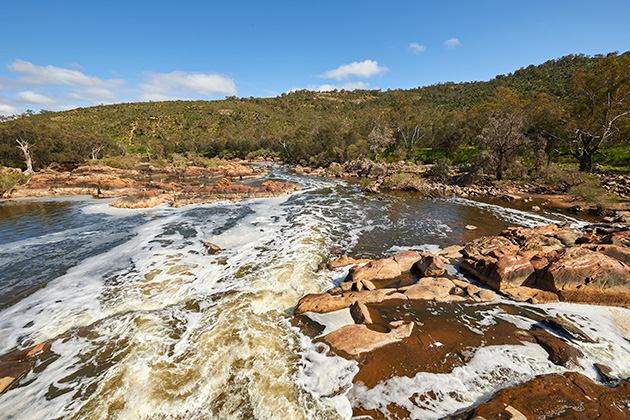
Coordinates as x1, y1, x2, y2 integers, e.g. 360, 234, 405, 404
1, 166, 628, 419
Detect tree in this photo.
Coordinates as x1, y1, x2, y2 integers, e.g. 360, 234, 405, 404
477, 110, 528, 180
16, 137, 34, 174
560, 53, 630, 171
367, 126, 393, 159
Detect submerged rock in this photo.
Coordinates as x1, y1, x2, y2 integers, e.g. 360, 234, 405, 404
0, 342, 52, 395
451, 372, 630, 420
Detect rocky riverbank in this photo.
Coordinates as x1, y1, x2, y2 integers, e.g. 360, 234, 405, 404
294, 221, 630, 418
295, 158, 630, 214
1, 163, 302, 208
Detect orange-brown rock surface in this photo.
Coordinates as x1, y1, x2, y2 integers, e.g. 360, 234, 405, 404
460, 224, 630, 307
3, 163, 301, 209
451, 372, 630, 420
0, 342, 52, 395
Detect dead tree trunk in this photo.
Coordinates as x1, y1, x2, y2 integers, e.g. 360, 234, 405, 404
16, 137, 34, 174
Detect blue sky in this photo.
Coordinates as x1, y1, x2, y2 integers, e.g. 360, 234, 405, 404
1, 0, 628, 115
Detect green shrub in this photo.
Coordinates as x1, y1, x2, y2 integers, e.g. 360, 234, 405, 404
568, 184, 618, 207
536, 164, 600, 191
382, 172, 426, 190
429, 157, 452, 178
0, 171, 29, 195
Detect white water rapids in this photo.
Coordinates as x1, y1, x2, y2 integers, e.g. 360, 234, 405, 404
0, 166, 629, 419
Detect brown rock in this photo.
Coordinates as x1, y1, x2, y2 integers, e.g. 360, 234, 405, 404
436, 245, 463, 262
392, 251, 422, 272
540, 247, 630, 306
416, 252, 445, 277
323, 322, 414, 356
327, 255, 371, 269
349, 301, 373, 324
530, 327, 583, 368
584, 244, 630, 264
345, 258, 402, 283
0, 361, 35, 395
295, 290, 398, 314
541, 316, 594, 343
462, 236, 514, 259
603, 230, 630, 247
502, 287, 559, 304
203, 242, 221, 255
486, 252, 536, 290
594, 363, 617, 383
402, 277, 454, 301
455, 372, 630, 420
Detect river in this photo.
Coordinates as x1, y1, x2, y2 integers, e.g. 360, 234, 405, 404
1, 166, 629, 419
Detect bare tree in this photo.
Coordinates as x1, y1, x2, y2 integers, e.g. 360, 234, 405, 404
477, 111, 527, 180
368, 126, 394, 159
90, 144, 105, 160
397, 124, 424, 159
16, 137, 34, 174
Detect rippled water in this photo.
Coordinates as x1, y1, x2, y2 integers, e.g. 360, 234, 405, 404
0, 166, 628, 419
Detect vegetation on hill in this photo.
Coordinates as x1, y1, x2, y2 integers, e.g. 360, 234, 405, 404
1, 52, 629, 175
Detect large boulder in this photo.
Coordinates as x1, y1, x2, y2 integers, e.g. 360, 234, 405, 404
416, 252, 445, 277
461, 235, 515, 259
323, 322, 414, 356
540, 247, 630, 306
392, 251, 422, 272
401, 277, 455, 301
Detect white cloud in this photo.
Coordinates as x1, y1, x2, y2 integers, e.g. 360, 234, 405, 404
67, 87, 119, 104
0, 103, 18, 116
409, 43, 426, 54
445, 38, 461, 49
139, 71, 237, 101
15, 90, 57, 106
318, 60, 387, 81
7, 59, 124, 89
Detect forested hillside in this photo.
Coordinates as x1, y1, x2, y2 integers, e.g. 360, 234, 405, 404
1, 52, 629, 174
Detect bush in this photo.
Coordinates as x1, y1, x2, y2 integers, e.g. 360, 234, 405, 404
568, 184, 618, 207
382, 172, 426, 191
429, 157, 452, 178
0, 171, 28, 195
535, 164, 599, 191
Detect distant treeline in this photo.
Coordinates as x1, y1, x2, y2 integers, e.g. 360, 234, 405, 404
1, 52, 629, 176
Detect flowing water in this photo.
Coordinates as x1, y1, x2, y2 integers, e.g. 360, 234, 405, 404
0, 166, 629, 419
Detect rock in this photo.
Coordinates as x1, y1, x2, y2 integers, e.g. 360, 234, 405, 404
401, 277, 454, 301
502, 287, 559, 304
465, 224, 477, 231
461, 236, 514, 259
416, 253, 445, 277
530, 327, 583, 368
540, 247, 630, 307
566, 205, 582, 214
485, 252, 536, 290
594, 363, 617, 383
541, 316, 595, 343
323, 322, 414, 356
0, 361, 34, 395
327, 255, 371, 269
295, 289, 403, 314
453, 372, 630, 420
437, 245, 463, 261
203, 242, 221, 255
392, 251, 422, 272
551, 230, 582, 246
602, 230, 630, 248
349, 301, 373, 324
361, 279, 377, 291
0, 341, 52, 395
345, 258, 402, 283
501, 226, 563, 252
